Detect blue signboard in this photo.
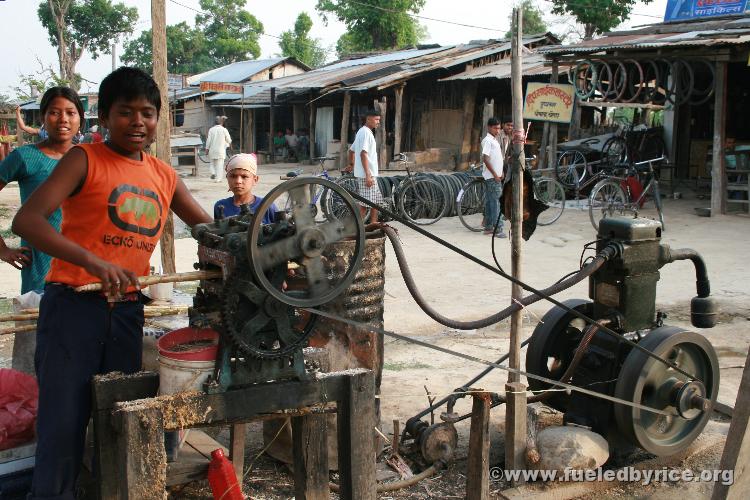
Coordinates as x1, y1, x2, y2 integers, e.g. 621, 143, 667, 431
665, 0, 750, 21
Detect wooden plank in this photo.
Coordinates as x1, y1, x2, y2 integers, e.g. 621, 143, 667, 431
504, 382, 527, 485
578, 100, 665, 110
116, 405, 166, 500
336, 370, 376, 500
466, 393, 491, 500
393, 84, 405, 156
92, 372, 159, 500
309, 99, 317, 161
712, 61, 728, 216
113, 370, 361, 430
292, 413, 329, 500
229, 423, 247, 480
165, 429, 227, 487
459, 81, 478, 170
270, 87, 276, 164
339, 91, 351, 170
712, 347, 750, 500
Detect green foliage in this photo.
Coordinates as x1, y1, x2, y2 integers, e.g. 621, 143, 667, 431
12, 61, 70, 101
196, 0, 264, 65
551, 0, 654, 39
504, 0, 549, 39
279, 12, 328, 68
316, 0, 427, 58
121, 23, 213, 74
37, 0, 138, 88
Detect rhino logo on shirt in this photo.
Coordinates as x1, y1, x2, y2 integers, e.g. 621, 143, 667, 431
107, 185, 162, 236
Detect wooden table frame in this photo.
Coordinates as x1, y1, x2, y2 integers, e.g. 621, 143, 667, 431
91, 369, 376, 500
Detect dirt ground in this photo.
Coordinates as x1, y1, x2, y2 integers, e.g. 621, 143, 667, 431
0, 159, 748, 499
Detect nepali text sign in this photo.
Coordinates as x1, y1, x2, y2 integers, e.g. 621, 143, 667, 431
523, 83, 575, 124
665, 0, 750, 21
199, 81, 243, 94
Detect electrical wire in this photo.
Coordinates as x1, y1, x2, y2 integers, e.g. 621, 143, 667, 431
167, 0, 283, 39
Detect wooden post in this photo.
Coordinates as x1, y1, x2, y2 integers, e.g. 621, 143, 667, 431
374, 97, 387, 171
505, 7, 527, 480
309, 98, 317, 161
393, 84, 405, 157
152, 0, 176, 275
116, 406, 166, 500
459, 82, 478, 170
711, 61, 728, 216
92, 372, 159, 500
292, 414, 329, 500
340, 91, 351, 170
569, 97, 582, 141
229, 423, 247, 481
336, 370, 376, 499
481, 98, 494, 139
293, 104, 304, 134
466, 393, 491, 500
712, 347, 750, 500
547, 61, 559, 169
239, 86, 245, 152
245, 109, 255, 153
270, 87, 276, 164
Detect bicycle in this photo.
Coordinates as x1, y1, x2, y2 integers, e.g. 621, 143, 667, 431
276, 157, 339, 221
588, 156, 665, 232
324, 153, 449, 225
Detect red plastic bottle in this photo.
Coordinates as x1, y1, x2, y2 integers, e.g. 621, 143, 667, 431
207, 448, 245, 500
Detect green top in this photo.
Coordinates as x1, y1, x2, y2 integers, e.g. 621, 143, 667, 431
0, 145, 62, 293
273, 136, 286, 147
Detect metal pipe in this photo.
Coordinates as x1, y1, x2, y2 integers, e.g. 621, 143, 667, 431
660, 246, 711, 297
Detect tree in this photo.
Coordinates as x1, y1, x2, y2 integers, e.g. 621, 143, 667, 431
122, 23, 213, 75
38, 0, 138, 90
195, 0, 264, 66
551, 0, 654, 40
316, 0, 427, 58
279, 12, 328, 68
504, 0, 548, 39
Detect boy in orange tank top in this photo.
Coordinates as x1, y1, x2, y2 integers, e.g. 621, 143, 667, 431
13, 67, 213, 500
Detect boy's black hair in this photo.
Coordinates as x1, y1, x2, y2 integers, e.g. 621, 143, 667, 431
365, 109, 380, 117
487, 117, 501, 127
98, 67, 161, 119
40, 87, 85, 123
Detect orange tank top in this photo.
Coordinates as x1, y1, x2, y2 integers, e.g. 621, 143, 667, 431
47, 143, 177, 287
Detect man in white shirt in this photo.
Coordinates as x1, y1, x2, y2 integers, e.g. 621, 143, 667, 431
205, 115, 232, 182
347, 109, 383, 222
481, 117, 506, 238
284, 128, 299, 161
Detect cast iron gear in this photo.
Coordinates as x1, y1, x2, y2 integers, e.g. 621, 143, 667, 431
220, 270, 317, 359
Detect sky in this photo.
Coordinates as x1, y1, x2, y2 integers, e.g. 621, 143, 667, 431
0, 0, 669, 97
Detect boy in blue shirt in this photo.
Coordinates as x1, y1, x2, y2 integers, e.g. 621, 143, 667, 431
214, 153, 276, 222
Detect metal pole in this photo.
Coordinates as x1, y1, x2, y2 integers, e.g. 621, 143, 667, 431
505, 6, 527, 481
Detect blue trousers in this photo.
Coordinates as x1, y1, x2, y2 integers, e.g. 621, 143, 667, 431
30, 284, 143, 500
484, 178, 504, 232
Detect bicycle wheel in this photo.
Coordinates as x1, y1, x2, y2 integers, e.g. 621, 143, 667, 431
325, 175, 359, 220
601, 136, 629, 170
457, 179, 486, 232
197, 149, 209, 164
534, 178, 565, 226
589, 180, 627, 232
398, 177, 448, 225
556, 149, 588, 188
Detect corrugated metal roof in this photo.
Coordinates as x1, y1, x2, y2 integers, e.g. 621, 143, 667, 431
186, 57, 308, 85
321, 46, 450, 70
439, 54, 573, 81
540, 16, 750, 55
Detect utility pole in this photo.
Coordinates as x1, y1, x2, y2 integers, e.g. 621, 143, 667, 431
152, 0, 176, 275
505, 6, 527, 483
111, 41, 117, 71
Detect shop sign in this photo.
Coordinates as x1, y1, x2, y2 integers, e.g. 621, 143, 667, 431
523, 83, 575, 124
665, 0, 750, 22
199, 81, 243, 94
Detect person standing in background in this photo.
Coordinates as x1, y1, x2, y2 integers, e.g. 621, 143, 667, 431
205, 115, 232, 182
347, 109, 383, 223
481, 117, 506, 238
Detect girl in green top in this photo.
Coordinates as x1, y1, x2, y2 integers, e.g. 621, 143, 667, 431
0, 87, 84, 293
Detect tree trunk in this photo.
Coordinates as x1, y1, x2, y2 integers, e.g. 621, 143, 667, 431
584, 23, 596, 40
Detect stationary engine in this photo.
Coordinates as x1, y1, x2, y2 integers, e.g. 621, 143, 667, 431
526, 217, 719, 455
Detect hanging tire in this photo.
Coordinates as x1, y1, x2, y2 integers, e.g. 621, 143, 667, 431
533, 177, 565, 226
457, 178, 486, 232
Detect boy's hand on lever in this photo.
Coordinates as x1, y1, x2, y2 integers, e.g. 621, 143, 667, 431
83, 254, 140, 296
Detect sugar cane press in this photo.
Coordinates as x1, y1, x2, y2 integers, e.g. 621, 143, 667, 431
526, 217, 719, 456
189, 177, 366, 391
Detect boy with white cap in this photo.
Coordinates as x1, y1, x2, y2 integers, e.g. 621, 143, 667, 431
213, 153, 276, 223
